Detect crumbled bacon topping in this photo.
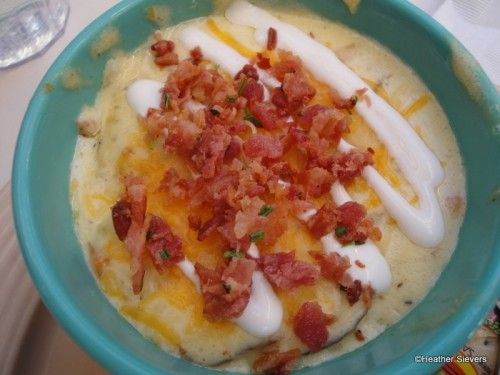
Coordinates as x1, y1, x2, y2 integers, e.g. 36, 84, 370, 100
309, 250, 351, 285
293, 301, 335, 352
306, 201, 381, 244
256, 52, 271, 69
145, 215, 184, 271
258, 251, 320, 290
195, 258, 256, 321
267, 27, 278, 51
151, 39, 178, 66
253, 348, 301, 375
189, 46, 203, 64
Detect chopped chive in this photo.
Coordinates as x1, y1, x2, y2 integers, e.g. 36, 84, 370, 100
259, 204, 273, 217
210, 107, 221, 116
335, 225, 348, 237
339, 285, 347, 292
164, 93, 170, 110
223, 283, 231, 293
237, 78, 248, 96
213, 63, 220, 70
160, 249, 171, 260
146, 229, 155, 240
226, 95, 237, 103
354, 240, 365, 245
244, 107, 262, 128
249, 229, 265, 242
224, 250, 244, 259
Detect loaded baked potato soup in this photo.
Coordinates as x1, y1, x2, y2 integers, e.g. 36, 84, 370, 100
70, 1, 466, 373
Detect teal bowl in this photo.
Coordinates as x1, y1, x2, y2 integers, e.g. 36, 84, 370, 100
12, 0, 500, 374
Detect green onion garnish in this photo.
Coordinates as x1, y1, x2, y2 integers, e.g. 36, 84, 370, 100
249, 230, 265, 242
335, 226, 348, 237
223, 250, 244, 259
237, 78, 248, 96
259, 205, 273, 217
226, 95, 237, 103
244, 107, 262, 128
164, 93, 170, 110
210, 108, 221, 116
159, 249, 171, 260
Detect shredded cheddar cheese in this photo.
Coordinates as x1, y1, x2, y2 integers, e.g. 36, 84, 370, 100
402, 95, 430, 118
206, 18, 255, 58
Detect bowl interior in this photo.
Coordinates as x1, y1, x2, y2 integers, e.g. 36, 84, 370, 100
13, 0, 500, 374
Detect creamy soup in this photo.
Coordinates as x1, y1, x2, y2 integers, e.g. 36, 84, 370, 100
70, 1, 466, 373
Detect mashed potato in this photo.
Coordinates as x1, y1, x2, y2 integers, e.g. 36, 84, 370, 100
70, 1, 465, 372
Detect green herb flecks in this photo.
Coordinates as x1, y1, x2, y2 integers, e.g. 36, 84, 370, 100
244, 107, 262, 128
223, 250, 245, 259
164, 93, 170, 110
223, 283, 231, 293
258, 205, 273, 217
237, 78, 248, 96
249, 229, 265, 242
335, 225, 348, 237
160, 249, 171, 260
226, 95, 237, 103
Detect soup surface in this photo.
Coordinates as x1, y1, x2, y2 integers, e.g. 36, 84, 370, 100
70, 1, 466, 372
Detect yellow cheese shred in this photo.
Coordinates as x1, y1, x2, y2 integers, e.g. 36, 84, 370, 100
206, 18, 255, 59
402, 95, 430, 118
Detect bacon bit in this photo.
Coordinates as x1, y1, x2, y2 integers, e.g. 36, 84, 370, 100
189, 46, 203, 64
154, 52, 179, 66
195, 258, 256, 321
192, 124, 231, 179
267, 27, 278, 50
258, 251, 320, 290
355, 87, 371, 106
309, 250, 351, 284
224, 137, 242, 161
248, 101, 280, 129
159, 168, 191, 200
298, 167, 334, 198
271, 87, 289, 116
306, 202, 337, 238
272, 51, 301, 81
367, 147, 375, 155
122, 177, 148, 294
111, 199, 131, 241
198, 210, 227, 241
145, 215, 184, 272
293, 301, 335, 352
235, 63, 259, 81
151, 40, 178, 67
240, 79, 265, 103
355, 260, 365, 268
330, 89, 358, 110
256, 52, 272, 69
253, 348, 301, 375
331, 149, 373, 184
310, 108, 349, 145
243, 134, 283, 159
282, 72, 316, 111
345, 280, 363, 305
354, 329, 365, 341
309, 31, 315, 39
297, 104, 328, 130
151, 39, 175, 55
335, 201, 381, 244
188, 215, 202, 230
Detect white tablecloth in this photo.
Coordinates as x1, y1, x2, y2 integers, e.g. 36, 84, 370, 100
0, 0, 498, 190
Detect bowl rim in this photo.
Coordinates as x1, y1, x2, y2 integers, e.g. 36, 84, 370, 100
12, 0, 500, 374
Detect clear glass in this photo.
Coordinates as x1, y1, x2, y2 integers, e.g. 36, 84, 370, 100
0, 0, 69, 68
